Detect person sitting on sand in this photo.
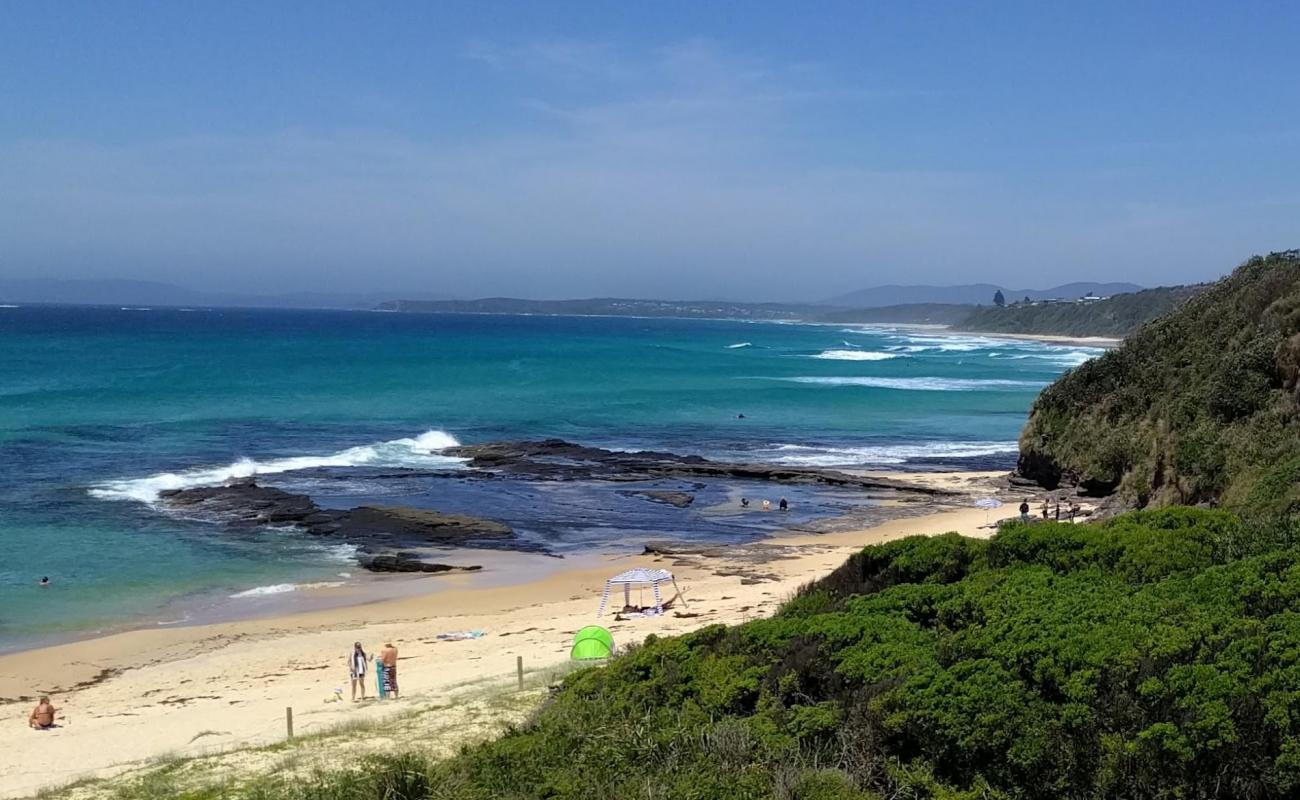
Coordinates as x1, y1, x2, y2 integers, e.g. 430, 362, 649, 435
348, 642, 369, 701
380, 642, 399, 699
29, 697, 55, 730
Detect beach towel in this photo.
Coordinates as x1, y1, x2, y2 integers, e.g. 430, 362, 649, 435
382, 663, 398, 694
436, 630, 485, 641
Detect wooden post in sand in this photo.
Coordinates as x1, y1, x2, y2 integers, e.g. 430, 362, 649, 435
285, 706, 294, 738
516, 655, 524, 691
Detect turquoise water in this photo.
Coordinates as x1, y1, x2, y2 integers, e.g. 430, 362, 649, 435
0, 306, 1100, 648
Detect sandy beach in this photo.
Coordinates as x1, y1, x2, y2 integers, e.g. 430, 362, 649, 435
0, 471, 1024, 798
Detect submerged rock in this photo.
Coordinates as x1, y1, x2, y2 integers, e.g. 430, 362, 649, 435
621, 490, 696, 508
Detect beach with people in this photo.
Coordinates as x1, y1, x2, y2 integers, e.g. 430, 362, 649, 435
0, 309, 1107, 797
0, 483, 1028, 797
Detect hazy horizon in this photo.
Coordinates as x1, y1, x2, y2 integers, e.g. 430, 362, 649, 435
3, 3, 1297, 301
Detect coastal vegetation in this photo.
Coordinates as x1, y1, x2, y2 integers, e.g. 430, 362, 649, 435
55, 507, 1300, 800
958, 284, 1206, 338
1019, 250, 1300, 511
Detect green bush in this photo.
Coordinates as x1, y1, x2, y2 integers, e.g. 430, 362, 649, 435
151, 508, 1300, 799
1020, 250, 1300, 510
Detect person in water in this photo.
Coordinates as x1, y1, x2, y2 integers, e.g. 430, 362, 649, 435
29, 697, 55, 730
38, 576, 49, 587
348, 642, 368, 701
740, 497, 749, 508
761, 499, 771, 511
778, 497, 788, 511
380, 642, 399, 699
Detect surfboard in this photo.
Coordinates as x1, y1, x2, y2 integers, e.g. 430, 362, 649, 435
375, 657, 386, 698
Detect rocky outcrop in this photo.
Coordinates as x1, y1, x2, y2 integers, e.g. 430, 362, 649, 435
310, 506, 512, 542
357, 554, 484, 574
158, 480, 514, 546
445, 439, 957, 496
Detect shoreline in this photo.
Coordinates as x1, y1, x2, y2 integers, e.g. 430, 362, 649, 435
0, 470, 1015, 797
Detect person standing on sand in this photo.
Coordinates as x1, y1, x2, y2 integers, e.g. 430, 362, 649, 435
1054, 502, 1062, 521
348, 642, 369, 701
29, 697, 55, 729
380, 642, 399, 699
1019, 499, 1030, 521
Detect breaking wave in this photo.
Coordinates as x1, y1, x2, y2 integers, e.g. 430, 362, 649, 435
727, 342, 753, 349
776, 377, 1046, 391
90, 430, 465, 505
810, 350, 900, 361
764, 440, 1020, 467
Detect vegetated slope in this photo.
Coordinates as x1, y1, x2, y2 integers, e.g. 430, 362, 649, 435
197, 509, 1300, 799
1018, 250, 1300, 510
812, 303, 974, 325
959, 284, 1206, 338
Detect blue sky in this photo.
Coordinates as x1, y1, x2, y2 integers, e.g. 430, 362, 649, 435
2, 2, 1297, 300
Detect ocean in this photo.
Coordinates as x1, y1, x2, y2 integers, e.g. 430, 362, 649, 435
0, 306, 1101, 650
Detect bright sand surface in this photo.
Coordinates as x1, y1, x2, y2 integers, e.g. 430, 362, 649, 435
0, 472, 1019, 797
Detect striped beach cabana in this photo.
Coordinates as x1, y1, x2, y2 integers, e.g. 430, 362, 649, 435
596, 568, 684, 617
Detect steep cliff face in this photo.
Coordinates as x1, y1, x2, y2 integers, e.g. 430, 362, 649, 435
1018, 251, 1300, 512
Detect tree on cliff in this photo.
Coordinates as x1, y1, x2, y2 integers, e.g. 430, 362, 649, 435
993, 289, 1005, 307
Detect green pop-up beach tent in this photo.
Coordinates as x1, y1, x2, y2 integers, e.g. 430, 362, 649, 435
570, 625, 614, 661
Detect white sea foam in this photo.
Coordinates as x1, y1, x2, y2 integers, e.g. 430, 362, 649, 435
765, 440, 1019, 467
229, 580, 346, 599
90, 429, 465, 505
230, 583, 298, 598
810, 350, 899, 361
777, 377, 1045, 391
0, 304, 18, 309
727, 342, 753, 349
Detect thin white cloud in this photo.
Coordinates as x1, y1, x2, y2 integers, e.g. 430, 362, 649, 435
0, 39, 1285, 297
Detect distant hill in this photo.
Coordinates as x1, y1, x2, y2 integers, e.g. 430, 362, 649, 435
825, 281, 1142, 308
958, 285, 1206, 338
376, 297, 823, 320
1019, 250, 1300, 510
0, 278, 445, 309
812, 303, 974, 325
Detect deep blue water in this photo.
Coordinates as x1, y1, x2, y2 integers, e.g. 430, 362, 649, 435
0, 305, 1100, 648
